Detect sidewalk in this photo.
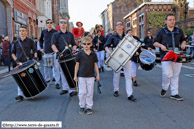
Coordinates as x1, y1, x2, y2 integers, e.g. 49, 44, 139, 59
0, 66, 10, 78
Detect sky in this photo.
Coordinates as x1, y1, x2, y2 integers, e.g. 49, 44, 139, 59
69, 0, 114, 31
188, 0, 193, 7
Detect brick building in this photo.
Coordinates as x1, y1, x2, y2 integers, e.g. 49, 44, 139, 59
12, 0, 37, 38
124, 2, 174, 40
101, 0, 138, 35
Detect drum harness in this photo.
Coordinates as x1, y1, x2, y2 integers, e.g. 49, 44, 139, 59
60, 35, 78, 91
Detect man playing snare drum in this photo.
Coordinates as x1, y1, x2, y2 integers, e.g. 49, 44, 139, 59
12, 26, 37, 101
153, 13, 186, 101
104, 20, 136, 102
39, 19, 60, 89
51, 18, 77, 96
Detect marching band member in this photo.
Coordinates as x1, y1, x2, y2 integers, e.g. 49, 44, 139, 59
51, 18, 77, 96
93, 29, 105, 72
39, 19, 60, 89
76, 21, 85, 37
153, 13, 186, 101
104, 20, 136, 102
74, 36, 99, 115
12, 26, 37, 101
127, 30, 142, 87
144, 31, 154, 50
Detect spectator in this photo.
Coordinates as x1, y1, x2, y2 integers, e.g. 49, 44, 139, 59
2, 36, 11, 66
188, 32, 194, 56
144, 31, 155, 50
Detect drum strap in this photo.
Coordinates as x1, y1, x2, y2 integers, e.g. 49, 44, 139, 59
61, 35, 73, 57
171, 32, 175, 51
18, 40, 29, 61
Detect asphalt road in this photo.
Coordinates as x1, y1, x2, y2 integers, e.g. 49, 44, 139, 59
0, 61, 194, 129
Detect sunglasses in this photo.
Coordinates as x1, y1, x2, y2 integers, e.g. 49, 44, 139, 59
46, 22, 52, 24
60, 21, 67, 24
82, 43, 91, 45
116, 23, 123, 26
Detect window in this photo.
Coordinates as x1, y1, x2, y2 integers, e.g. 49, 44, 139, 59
126, 20, 131, 30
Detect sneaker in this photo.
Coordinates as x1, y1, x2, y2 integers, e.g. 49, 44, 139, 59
79, 108, 85, 114
120, 73, 124, 77
69, 91, 78, 97
46, 80, 50, 83
128, 95, 136, 102
52, 78, 56, 82
170, 95, 184, 101
160, 89, 167, 97
101, 67, 104, 72
15, 95, 24, 101
86, 109, 93, 115
56, 84, 60, 89
133, 81, 138, 86
99, 68, 101, 73
60, 90, 68, 95
113, 91, 119, 97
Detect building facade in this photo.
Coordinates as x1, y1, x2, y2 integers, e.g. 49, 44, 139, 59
124, 2, 175, 40
12, 0, 37, 38
101, 0, 138, 35
0, 0, 13, 38
36, 0, 53, 37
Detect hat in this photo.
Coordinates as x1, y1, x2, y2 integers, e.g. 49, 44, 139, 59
76, 21, 83, 27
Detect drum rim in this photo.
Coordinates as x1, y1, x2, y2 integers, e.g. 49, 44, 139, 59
58, 57, 76, 63
10, 60, 36, 75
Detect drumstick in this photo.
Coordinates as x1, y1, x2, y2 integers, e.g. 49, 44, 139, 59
185, 45, 194, 47
76, 81, 79, 92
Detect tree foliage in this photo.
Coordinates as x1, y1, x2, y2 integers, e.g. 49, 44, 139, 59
147, 12, 167, 30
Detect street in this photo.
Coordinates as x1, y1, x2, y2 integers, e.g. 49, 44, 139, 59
0, 61, 194, 129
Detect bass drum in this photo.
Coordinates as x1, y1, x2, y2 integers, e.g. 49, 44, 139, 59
10, 60, 47, 98
139, 49, 156, 71
58, 57, 76, 88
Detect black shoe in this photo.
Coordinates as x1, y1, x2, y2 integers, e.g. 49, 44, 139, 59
170, 95, 184, 101
52, 78, 56, 82
46, 80, 50, 83
120, 73, 124, 77
86, 109, 93, 115
160, 89, 167, 97
133, 81, 138, 86
56, 84, 60, 89
79, 108, 85, 114
113, 91, 119, 97
15, 96, 24, 101
101, 67, 104, 72
69, 91, 78, 97
60, 90, 68, 95
128, 95, 136, 102
99, 68, 101, 73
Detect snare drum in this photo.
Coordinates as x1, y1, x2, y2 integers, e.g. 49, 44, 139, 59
139, 49, 156, 71
10, 60, 47, 98
42, 53, 54, 67
105, 34, 141, 72
175, 54, 192, 63
58, 57, 76, 88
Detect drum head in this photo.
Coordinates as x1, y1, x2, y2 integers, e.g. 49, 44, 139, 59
139, 49, 156, 71
10, 60, 36, 75
140, 49, 156, 65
